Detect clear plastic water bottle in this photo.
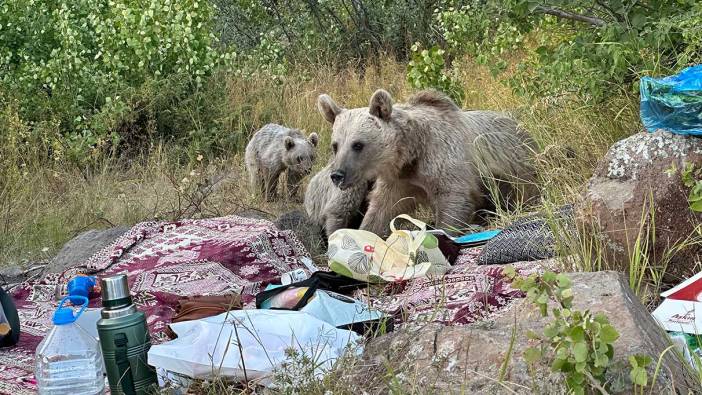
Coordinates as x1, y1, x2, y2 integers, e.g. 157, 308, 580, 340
35, 296, 106, 395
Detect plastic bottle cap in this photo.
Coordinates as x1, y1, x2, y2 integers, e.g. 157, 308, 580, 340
53, 307, 77, 325
67, 276, 96, 305
52, 296, 88, 325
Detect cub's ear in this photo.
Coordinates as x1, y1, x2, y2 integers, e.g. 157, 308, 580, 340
369, 89, 393, 120
308, 132, 319, 147
317, 94, 342, 124
284, 136, 295, 150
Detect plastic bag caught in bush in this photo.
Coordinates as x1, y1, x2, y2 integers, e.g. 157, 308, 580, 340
640, 65, 702, 136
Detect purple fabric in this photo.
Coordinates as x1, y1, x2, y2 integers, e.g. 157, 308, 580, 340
359, 248, 546, 330
0, 215, 310, 394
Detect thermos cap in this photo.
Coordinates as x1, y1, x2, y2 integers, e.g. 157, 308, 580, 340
100, 274, 132, 309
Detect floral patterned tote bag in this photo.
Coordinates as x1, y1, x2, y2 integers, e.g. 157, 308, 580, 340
327, 214, 450, 282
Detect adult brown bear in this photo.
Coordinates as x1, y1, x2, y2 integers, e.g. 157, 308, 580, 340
317, 89, 539, 235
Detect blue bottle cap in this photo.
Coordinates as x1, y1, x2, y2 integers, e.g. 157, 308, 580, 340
52, 307, 77, 325
67, 276, 96, 305
52, 296, 88, 325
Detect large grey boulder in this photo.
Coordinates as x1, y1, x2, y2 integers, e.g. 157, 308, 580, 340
42, 227, 128, 275
577, 130, 702, 281
342, 271, 698, 394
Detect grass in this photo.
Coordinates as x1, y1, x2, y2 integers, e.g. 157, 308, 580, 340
0, 56, 639, 267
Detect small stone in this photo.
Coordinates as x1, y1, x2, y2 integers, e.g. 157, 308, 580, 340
0, 265, 24, 283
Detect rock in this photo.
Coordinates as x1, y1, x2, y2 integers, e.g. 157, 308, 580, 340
42, 227, 129, 275
577, 130, 702, 281
274, 210, 326, 258
0, 265, 26, 284
343, 271, 698, 394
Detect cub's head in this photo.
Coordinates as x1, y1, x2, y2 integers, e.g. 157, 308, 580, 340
317, 89, 393, 190
282, 131, 319, 174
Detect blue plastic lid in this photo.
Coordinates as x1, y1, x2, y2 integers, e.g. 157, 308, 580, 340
52, 296, 88, 325
67, 275, 96, 305
454, 229, 502, 244
53, 307, 77, 325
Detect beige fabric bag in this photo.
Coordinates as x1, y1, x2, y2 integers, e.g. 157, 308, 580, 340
327, 214, 450, 282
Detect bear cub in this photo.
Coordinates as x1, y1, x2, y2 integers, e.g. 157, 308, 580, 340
304, 162, 374, 237
245, 123, 318, 201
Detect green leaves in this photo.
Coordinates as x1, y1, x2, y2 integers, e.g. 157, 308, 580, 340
556, 273, 572, 288
677, 162, 702, 212
599, 324, 620, 343
629, 355, 653, 387
568, 326, 585, 342
496, 0, 700, 101
689, 182, 702, 212
572, 342, 588, 363
507, 269, 650, 393
406, 43, 465, 105
0, 0, 233, 166
524, 346, 542, 363
543, 323, 559, 339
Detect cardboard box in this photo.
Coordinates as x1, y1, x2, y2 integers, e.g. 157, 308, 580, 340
653, 271, 702, 334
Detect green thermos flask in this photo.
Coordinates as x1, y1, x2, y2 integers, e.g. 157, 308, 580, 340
97, 274, 158, 394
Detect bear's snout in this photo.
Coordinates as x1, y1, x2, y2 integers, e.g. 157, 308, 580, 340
330, 170, 345, 187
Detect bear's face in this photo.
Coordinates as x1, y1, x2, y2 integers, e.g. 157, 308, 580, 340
317, 90, 392, 190
282, 132, 318, 174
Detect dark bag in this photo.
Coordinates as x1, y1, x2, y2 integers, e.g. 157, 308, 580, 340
477, 205, 575, 265
165, 294, 242, 339
255, 271, 367, 310
255, 271, 391, 335
0, 287, 20, 347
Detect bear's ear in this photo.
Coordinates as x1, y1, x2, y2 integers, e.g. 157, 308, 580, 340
369, 89, 393, 120
317, 94, 342, 124
284, 136, 295, 150
308, 132, 319, 147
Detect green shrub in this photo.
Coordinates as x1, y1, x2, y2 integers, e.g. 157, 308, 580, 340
0, 0, 231, 92
504, 268, 653, 394
431, 1, 702, 101
0, 0, 234, 165
435, 2, 524, 75
406, 43, 464, 104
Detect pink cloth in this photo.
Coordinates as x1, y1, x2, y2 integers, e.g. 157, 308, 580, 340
1, 215, 310, 395
359, 248, 545, 330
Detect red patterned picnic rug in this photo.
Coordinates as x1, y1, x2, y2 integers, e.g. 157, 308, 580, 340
358, 248, 547, 330
0, 215, 548, 394
0, 215, 311, 395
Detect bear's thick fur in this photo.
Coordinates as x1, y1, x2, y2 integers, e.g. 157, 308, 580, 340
317, 89, 538, 235
245, 123, 318, 201
304, 162, 373, 237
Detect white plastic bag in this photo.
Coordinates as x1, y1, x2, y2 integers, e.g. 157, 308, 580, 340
147, 310, 360, 384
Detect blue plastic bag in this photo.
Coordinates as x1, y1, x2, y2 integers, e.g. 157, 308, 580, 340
640, 65, 702, 136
